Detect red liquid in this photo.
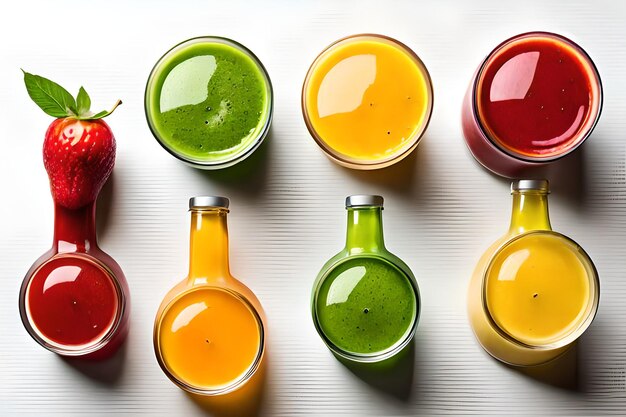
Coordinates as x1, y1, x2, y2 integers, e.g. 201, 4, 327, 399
26, 256, 119, 346
20, 202, 128, 358
477, 35, 599, 158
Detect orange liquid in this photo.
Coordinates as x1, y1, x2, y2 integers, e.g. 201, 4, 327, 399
304, 35, 432, 162
158, 287, 262, 390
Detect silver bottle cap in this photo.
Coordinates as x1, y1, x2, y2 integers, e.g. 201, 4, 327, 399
511, 179, 550, 193
189, 196, 230, 210
345, 195, 384, 208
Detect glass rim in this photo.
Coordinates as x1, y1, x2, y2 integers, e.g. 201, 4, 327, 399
19, 253, 127, 357
144, 35, 274, 170
311, 254, 420, 363
471, 31, 603, 163
301, 33, 434, 170
154, 286, 265, 396
481, 230, 600, 351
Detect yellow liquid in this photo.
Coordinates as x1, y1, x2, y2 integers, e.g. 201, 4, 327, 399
486, 233, 591, 346
158, 288, 262, 390
304, 36, 431, 161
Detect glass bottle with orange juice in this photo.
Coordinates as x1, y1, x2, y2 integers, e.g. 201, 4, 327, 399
468, 180, 599, 366
154, 197, 265, 395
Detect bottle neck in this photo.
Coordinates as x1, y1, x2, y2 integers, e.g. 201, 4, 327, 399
188, 209, 231, 284
345, 207, 385, 253
53, 202, 97, 253
508, 191, 552, 234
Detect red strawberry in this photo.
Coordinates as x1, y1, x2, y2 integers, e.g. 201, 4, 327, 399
23, 71, 121, 209
44, 118, 116, 209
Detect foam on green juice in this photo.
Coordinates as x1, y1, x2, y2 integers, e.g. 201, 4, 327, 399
315, 257, 417, 354
148, 41, 269, 161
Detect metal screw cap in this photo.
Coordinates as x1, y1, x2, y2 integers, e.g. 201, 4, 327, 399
189, 196, 230, 210
345, 195, 384, 208
511, 180, 550, 193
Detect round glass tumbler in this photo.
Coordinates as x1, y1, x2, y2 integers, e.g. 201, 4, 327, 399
154, 197, 266, 395
302, 34, 433, 170
461, 32, 602, 178
311, 195, 420, 362
468, 180, 599, 366
145, 36, 273, 169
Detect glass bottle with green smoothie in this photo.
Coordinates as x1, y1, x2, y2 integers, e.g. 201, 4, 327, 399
312, 195, 420, 362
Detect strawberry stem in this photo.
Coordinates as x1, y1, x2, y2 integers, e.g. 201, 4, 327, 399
109, 99, 122, 115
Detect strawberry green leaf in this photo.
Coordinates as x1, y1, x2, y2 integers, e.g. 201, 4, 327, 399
89, 100, 123, 120
90, 110, 109, 119
22, 70, 77, 118
76, 86, 91, 117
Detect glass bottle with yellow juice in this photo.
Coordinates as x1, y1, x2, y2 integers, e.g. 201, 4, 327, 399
302, 34, 433, 169
154, 197, 265, 395
468, 180, 599, 366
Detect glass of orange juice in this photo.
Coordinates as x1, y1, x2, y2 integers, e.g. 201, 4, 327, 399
468, 180, 599, 366
154, 196, 265, 395
302, 34, 433, 170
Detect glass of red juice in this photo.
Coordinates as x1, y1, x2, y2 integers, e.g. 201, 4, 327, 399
19, 203, 130, 359
461, 32, 602, 178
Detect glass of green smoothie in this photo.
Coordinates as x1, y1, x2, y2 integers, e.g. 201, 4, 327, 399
312, 195, 420, 363
145, 36, 273, 169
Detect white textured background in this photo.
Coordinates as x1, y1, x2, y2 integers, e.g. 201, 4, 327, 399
1, 0, 626, 415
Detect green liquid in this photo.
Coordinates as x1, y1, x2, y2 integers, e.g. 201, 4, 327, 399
147, 40, 270, 162
315, 257, 417, 355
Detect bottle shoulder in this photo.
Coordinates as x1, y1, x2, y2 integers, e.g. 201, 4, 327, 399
315, 247, 417, 283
